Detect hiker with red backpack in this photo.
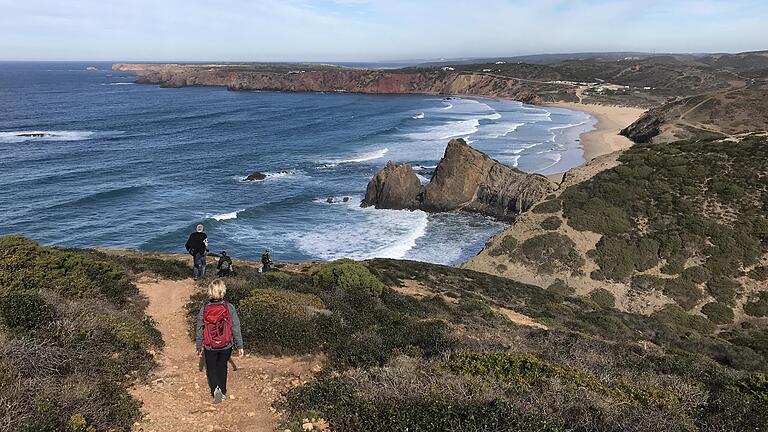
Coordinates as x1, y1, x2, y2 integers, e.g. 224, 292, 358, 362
195, 280, 244, 404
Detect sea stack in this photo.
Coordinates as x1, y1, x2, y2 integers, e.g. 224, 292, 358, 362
361, 161, 422, 210
362, 139, 556, 220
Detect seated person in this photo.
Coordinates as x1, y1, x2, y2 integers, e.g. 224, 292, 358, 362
216, 250, 234, 277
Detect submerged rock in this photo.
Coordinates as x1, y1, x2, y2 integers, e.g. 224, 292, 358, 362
362, 139, 555, 220
361, 161, 422, 210
245, 171, 267, 181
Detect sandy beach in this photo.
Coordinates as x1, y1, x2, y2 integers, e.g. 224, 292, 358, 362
544, 102, 646, 182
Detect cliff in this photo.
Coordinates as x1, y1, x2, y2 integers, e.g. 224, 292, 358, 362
362, 139, 555, 220
112, 63, 545, 103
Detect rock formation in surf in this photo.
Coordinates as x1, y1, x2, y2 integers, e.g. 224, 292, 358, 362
362, 139, 556, 220
361, 161, 422, 210
245, 171, 267, 181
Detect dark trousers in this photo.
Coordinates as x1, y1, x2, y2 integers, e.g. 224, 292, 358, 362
204, 348, 232, 396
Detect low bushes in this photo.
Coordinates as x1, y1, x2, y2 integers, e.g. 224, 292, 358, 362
0, 236, 160, 431
489, 235, 518, 257
701, 302, 734, 324
589, 288, 616, 309
744, 292, 768, 317
312, 259, 384, 297
239, 288, 324, 353
531, 198, 562, 214
663, 278, 704, 310
540, 216, 562, 231
516, 233, 584, 274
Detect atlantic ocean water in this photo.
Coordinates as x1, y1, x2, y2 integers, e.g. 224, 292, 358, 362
0, 62, 595, 264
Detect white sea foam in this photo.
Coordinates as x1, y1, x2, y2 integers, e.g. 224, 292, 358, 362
101, 82, 135, 86
442, 102, 454, 110
484, 112, 502, 120
406, 119, 479, 142
415, 173, 430, 185
326, 148, 389, 165
0, 130, 118, 144
548, 120, 590, 131
211, 209, 245, 221
412, 112, 425, 119
297, 208, 429, 261
239, 169, 306, 182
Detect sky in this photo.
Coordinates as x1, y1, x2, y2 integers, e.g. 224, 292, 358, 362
1, 0, 766, 62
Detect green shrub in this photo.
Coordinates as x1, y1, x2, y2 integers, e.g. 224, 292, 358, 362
489, 235, 518, 257
701, 302, 734, 324
457, 297, 497, 320
590, 237, 660, 281
547, 279, 574, 296
748, 266, 768, 281
313, 260, 384, 297
590, 288, 616, 309
239, 288, 324, 353
744, 292, 768, 318
0, 292, 54, 330
540, 216, 562, 230
652, 304, 715, 335
563, 196, 632, 235
516, 233, 584, 274
706, 277, 740, 305
0, 237, 134, 304
531, 198, 562, 214
681, 266, 711, 284
631, 274, 665, 292
663, 278, 703, 310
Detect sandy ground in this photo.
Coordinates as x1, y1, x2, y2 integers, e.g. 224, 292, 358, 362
547, 102, 647, 164
131, 278, 321, 432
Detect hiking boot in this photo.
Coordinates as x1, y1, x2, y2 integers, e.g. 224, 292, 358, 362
213, 387, 223, 404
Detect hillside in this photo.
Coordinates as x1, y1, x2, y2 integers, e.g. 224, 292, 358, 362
2, 237, 767, 431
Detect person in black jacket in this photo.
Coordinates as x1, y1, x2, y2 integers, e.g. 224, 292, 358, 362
216, 250, 234, 277
185, 224, 209, 279
261, 249, 272, 272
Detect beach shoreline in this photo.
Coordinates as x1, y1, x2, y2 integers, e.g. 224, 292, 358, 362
543, 102, 646, 182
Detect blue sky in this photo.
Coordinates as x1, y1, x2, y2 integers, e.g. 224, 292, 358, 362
1, 0, 766, 61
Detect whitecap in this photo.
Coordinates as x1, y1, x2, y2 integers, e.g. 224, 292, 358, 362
0, 130, 121, 144
442, 102, 454, 110
211, 209, 245, 221
239, 169, 306, 182
101, 82, 135, 86
412, 112, 425, 119
326, 148, 389, 164
415, 173, 430, 185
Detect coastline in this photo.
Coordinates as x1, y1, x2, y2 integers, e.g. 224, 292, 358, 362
548, 102, 647, 160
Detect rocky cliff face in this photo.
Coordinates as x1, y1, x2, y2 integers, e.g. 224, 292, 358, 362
362, 139, 555, 221
112, 64, 543, 104
361, 161, 422, 210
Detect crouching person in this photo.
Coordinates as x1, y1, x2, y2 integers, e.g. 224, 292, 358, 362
196, 280, 244, 404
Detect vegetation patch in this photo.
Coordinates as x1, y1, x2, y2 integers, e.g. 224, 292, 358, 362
701, 302, 734, 324
0, 236, 160, 431
515, 233, 584, 274
531, 198, 562, 214
540, 216, 562, 230
589, 288, 616, 309
560, 138, 768, 290
744, 292, 768, 317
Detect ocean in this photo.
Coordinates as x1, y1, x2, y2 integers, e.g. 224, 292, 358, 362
0, 62, 595, 265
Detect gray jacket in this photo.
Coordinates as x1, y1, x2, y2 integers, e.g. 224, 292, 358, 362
195, 300, 244, 351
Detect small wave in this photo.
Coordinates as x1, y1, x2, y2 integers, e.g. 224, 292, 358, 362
313, 195, 359, 205
326, 148, 389, 165
442, 102, 454, 110
0, 130, 104, 144
101, 82, 135, 86
548, 120, 590, 131
484, 112, 502, 120
368, 209, 429, 259
412, 112, 425, 119
211, 209, 245, 221
412, 165, 437, 171
416, 173, 430, 185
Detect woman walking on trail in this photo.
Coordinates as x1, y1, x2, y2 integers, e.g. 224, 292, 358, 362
196, 280, 244, 404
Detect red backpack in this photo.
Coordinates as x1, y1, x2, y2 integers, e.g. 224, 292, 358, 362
202, 302, 233, 350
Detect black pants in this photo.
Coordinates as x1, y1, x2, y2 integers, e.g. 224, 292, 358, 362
204, 348, 232, 396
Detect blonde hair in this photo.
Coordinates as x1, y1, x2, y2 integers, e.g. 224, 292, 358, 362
196, 224, 204, 232
208, 280, 227, 300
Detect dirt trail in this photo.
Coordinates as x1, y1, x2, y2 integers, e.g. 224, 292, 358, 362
132, 278, 320, 432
